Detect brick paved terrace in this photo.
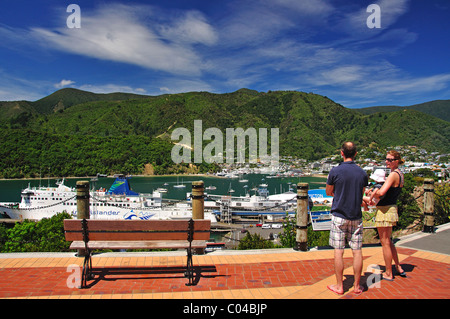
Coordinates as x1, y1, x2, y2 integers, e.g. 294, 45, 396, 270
0, 244, 448, 300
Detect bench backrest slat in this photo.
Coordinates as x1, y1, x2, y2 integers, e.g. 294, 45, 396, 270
64, 219, 211, 242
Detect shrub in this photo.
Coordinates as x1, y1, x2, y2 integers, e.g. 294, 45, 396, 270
1, 212, 71, 252
238, 232, 275, 250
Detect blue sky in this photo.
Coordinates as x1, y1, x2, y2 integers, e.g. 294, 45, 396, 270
0, 0, 449, 108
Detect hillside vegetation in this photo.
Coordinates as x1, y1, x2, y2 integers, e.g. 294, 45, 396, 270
0, 88, 449, 178
354, 99, 450, 122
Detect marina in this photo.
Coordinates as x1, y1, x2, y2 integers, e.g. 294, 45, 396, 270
0, 174, 328, 202
0, 173, 383, 250
0, 174, 331, 224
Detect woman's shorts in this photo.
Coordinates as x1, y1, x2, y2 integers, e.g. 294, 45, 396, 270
329, 215, 363, 250
375, 205, 398, 227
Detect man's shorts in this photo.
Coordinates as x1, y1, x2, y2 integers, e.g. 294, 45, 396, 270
329, 215, 363, 250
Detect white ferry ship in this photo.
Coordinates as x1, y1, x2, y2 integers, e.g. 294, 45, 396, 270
0, 177, 217, 222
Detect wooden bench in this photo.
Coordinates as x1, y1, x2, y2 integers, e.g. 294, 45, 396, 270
64, 218, 211, 288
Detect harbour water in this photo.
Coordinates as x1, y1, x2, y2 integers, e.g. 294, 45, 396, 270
0, 174, 327, 203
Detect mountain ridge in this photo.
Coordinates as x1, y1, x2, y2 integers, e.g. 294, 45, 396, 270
1, 88, 449, 162
354, 99, 450, 122
2, 87, 448, 121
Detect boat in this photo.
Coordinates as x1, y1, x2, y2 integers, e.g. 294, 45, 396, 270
173, 177, 186, 188
0, 176, 217, 222
203, 185, 331, 212
205, 187, 297, 211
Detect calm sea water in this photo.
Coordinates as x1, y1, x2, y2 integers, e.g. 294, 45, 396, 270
0, 174, 327, 203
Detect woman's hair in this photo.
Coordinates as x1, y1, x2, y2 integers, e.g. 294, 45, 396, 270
387, 150, 405, 165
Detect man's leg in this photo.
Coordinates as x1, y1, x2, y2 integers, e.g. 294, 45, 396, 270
352, 249, 363, 294
329, 248, 345, 294
328, 216, 345, 295
349, 219, 364, 294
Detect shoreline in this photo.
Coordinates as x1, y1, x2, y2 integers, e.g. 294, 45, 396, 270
0, 173, 223, 181
0, 173, 328, 181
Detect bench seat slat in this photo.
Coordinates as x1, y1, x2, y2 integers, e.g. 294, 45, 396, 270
65, 232, 210, 241
69, 240, 207, 250
64, 219, 211, 242
64, 219, 210, 232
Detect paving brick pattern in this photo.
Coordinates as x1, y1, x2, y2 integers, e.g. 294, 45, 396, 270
0, 246, 448, 299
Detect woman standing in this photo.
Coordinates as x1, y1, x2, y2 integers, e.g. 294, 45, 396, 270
372, 150, 407, 280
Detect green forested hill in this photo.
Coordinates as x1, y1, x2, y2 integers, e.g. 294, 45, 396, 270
1, 88, 449, 178
354, 100, 450, 122
0, 129, 175, 178
32, 88, 151, 114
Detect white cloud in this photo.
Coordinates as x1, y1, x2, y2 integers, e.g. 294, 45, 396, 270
54, 79, 75, 88
268, 0, 334, 16
30, 4, 217, 75
362, 73, 450, 95
313, 71, 450, 108
159, 10, 218, 45
0, 0, 447, 108
316, 66, 365, 85
77, 83, 148, 95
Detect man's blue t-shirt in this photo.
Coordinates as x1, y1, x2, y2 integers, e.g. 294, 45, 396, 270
327, 161, 368, 220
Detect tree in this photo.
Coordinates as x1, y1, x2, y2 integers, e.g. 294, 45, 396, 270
279, 215, 296, 248
1, 212, 71, 252
238, 232, 275, 250
2, 220, 39, 252
396, 174, 421, 229
36, 212, 72, 252
434, 183, 450, 225
279, 214, 330, 248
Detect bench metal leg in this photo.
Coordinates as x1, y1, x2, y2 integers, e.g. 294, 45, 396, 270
81, 252, 93, 289
185, 247, 195, 286
185, 218, 195, 286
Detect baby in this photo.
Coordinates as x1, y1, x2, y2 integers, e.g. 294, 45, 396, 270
362, 169, 386, 210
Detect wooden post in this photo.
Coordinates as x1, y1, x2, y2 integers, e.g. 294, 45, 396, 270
422, 178, 435, 233
76, 181, 90, 256
191, 181, 205, 254
294, 183, 309, 251
191, 181, 204, 219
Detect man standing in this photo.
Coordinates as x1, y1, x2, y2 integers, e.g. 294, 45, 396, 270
326, 142, 368, 296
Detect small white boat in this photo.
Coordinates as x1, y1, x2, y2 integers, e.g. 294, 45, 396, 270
173, 177, 186, 188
